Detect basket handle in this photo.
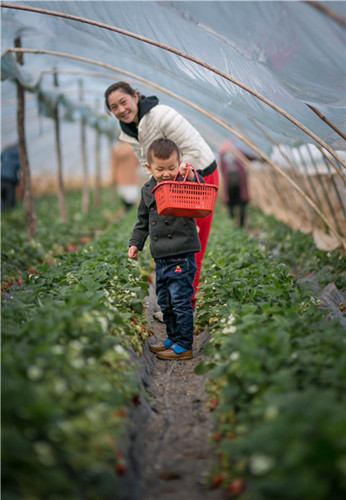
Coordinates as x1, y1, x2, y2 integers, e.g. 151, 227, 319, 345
174, 163, 201, 184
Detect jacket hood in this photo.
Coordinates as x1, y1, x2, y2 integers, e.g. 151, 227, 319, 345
120, 95, 159, 139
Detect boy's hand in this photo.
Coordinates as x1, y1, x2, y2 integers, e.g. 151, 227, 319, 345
128, 246, 139, 260
179, 162, 195, 181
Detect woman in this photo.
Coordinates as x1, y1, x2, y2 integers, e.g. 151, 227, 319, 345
111, 141, 140, 212
105, 81, 219, 308
219, 139, 250, 228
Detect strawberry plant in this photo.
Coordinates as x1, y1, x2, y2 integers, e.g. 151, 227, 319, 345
247, 206, 346, 290
1, 187, 124, 288
196, 203, 346, 499
2, 206, 152, 500
3, 191, 345, 499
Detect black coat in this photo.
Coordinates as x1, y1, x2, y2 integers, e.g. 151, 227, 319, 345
129, 175, 202, 258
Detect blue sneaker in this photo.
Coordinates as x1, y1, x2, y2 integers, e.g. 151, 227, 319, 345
156, 343, 193, 360
148, 338, 174, 353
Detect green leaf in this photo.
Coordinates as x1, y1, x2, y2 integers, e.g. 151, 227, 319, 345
194, 361, 215, 375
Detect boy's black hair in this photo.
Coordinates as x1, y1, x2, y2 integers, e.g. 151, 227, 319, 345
147, 138, 180, 164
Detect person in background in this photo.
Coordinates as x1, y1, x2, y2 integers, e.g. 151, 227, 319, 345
104, 81, 219, 309
111, 141, 140, 211
128, 138, 205, 360
1, 144, 20, 212
219, 140, 251, 228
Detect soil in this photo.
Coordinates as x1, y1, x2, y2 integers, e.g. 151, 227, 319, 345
118, 282, 225, 500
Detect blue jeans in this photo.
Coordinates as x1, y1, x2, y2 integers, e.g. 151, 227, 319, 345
154, 253, 197, 351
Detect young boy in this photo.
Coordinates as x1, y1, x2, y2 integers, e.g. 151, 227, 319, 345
128, 138, 205, 360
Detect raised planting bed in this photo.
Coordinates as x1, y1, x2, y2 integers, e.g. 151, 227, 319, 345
2, 209, 153, 500
194, 203, 346, 499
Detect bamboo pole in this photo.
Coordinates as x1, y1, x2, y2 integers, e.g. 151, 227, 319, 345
79, 80, 90, 214
58, 89, 104, 96
94, 122, 102, 208
8, 47, 346, 182
42, 69, 144, 94
220, 132, 345, 248
2, 3, 345, 169
14, 37, 37, 239
314, 144, 346, 220
52, 70, 68, 222
307, 105, 346, 142
207, 131, 344, 247
250, 119, 314, 227
108, 136, 116, 203
289, 146, 329, 225
11, 73, 123, 202
5, 48, 345, 249
2, 94, 37, 106
304, 1, 346, 28
219, 144, 272, 204
315, 145, 346, 184
303, 146, 343, 235
294, 146, 327, 206
319, 153, 346, 221
222, 139, 292, 217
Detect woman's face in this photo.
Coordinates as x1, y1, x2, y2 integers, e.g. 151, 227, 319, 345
107, 89, 139, 124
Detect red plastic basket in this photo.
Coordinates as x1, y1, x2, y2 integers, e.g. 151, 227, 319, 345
152, 164, 218, 218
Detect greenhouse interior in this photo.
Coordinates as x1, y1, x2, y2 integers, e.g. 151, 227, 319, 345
1, 1, 346, 500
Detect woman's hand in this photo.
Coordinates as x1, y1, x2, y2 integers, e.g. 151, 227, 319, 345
128, 246, 139, 259
179, 162, 195, 181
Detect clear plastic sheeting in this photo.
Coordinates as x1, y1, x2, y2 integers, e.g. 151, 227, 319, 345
270, 145, 346, 175
1, 51, 118, 134
2, 1, 345, 152
1, 1, 345, 247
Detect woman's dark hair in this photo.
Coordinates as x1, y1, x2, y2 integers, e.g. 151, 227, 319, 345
104, 81, 142, 113
147, 138, 180, 164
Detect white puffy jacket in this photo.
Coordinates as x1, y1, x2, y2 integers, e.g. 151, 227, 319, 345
118, 104, 215, 172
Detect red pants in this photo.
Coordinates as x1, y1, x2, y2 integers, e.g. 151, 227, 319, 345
192, 168, 220, 308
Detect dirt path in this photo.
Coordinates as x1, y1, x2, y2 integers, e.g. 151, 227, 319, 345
119, 283, 225, 500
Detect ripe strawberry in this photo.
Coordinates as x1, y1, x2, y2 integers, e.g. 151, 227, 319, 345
227, 478, 244, 497
115, 463, 127, 476
209, 397, 218, 411
212, 474, 225, 488
212, 432, 221, 443
132, 395, 140, 406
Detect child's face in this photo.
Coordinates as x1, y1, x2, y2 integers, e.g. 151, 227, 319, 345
146, 151, 181, 182
107, 89, 139, 124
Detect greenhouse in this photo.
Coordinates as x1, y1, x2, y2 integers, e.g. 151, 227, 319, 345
1, 1, 346, 499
